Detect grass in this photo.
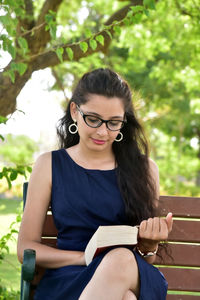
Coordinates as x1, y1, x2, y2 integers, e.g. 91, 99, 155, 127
0, 198, 22, 292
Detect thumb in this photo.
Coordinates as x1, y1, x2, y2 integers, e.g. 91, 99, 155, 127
165, 212, 173, 232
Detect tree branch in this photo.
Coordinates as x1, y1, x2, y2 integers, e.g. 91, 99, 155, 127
105, 0, 143, 25
16, 0, 35, 41
25, 0, 34, 18
30, 0, 63, 54
32, 1, 137, 70
51, 68, 69, 102
0, 0, 147, 117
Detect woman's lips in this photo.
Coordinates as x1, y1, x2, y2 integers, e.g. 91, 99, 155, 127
91, 138, 106, 145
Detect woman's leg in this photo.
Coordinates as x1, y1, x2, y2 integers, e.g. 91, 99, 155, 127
79, 247, 139, 300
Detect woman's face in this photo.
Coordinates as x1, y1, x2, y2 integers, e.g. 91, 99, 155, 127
70, 94, 125, 153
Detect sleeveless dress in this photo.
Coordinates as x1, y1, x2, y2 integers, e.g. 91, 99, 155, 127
34, 148, 168, 300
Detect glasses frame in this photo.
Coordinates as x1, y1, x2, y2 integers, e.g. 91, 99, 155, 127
76, 105, 126, 131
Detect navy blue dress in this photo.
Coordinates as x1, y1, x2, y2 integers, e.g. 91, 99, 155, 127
34, 148, 168, 300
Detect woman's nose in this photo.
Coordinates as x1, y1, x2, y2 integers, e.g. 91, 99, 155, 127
96, 123, 109, 136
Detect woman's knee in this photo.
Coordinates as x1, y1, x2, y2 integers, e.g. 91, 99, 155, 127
99, 247, 138, 280
123, 290, 137, 300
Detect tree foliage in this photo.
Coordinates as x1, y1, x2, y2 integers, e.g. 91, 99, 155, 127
0, 0, 155, 117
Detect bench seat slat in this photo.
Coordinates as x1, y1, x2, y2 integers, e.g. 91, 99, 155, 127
159, 267, 200, 292
159, 196, 200, 218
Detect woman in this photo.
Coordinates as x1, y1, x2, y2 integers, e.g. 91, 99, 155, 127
17, 68, 173, 300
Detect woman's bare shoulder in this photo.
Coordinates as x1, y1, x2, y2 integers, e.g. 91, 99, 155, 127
29, 151, 52, 188
148, 157, 159, 171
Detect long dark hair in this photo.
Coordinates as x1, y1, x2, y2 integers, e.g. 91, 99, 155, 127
57, 68, 158, 226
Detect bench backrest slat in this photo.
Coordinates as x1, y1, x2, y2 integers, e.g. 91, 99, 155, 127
159, 196, 200, 218
159, 267, 200, 292
155, 243, 200, 267
167, 219, 200, 243
167, 294, 200, 300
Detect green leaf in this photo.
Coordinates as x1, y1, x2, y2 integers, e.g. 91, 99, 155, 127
144, 9, 150, 17
0, 116, 8, 124
95, 35, 104, 46
18, 63, 27, 75
130, 6, 144, 13
45, 13, 55, 24
16, 215, 22, 222
131, 13, 143, 24
8, 70, 15, 83
7, 43, 16, 59
105, 30, 112, 40
113, 25, 121, 35
49, 24, 57, 40
85, 28, 92, 38
126, 10, 133, 18
0, 135, 4, 141
5, 174, 12, 189
11, 62, 27, 75
56, 47, 64, 63
0, 172, 3, 179
27, 166, 32, 173
0, 14, 11, 26
123, 18, 131, 26
18, 36, 28, 53
10, 171, 18, 181
89, 39, 97, 50
66, 47, 73, 60
80, 41, 88, 53
143, 0, 156, 10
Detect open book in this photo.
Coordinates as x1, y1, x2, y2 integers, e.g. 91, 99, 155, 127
84, 225, 138, 266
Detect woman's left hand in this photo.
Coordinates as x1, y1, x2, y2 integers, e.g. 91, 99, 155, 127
137, 212, 173, 251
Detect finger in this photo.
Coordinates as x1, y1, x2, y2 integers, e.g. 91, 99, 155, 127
165, 212, 173, 232
152, 217, 160, 234
146, 218, 153, 233
139, 220, 147, 231
138, 221, 147, 239
159, 219, 169, 240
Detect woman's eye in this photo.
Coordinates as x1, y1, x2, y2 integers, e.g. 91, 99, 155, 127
109, 121, 121, 126
87, 117, 99, 123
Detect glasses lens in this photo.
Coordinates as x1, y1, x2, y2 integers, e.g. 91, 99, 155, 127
107, 120, 123, 131
85, 116, 102, 128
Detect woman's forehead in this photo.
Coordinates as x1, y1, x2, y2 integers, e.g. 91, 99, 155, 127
81, 94, 125, 117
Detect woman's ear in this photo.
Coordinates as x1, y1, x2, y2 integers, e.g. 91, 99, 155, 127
70, 102, 78, 121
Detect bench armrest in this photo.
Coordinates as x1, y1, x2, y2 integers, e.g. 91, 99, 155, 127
21, 249, 36, 300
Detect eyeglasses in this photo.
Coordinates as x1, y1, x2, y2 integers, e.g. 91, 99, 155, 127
76, 105, 126, 131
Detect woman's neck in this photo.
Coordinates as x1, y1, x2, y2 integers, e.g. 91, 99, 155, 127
67, 143, 116, 170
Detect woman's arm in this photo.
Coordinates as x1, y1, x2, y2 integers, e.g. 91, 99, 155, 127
17, 152, 85, 268
137, 158, 173, 264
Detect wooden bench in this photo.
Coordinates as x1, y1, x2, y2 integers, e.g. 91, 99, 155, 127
20, 182, 200, 300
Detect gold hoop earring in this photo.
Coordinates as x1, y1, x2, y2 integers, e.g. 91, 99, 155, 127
115, 132, 123, 142
69, 121, 78, 134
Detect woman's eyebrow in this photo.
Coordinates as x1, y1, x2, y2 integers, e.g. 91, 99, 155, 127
84, 111, 124, 119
